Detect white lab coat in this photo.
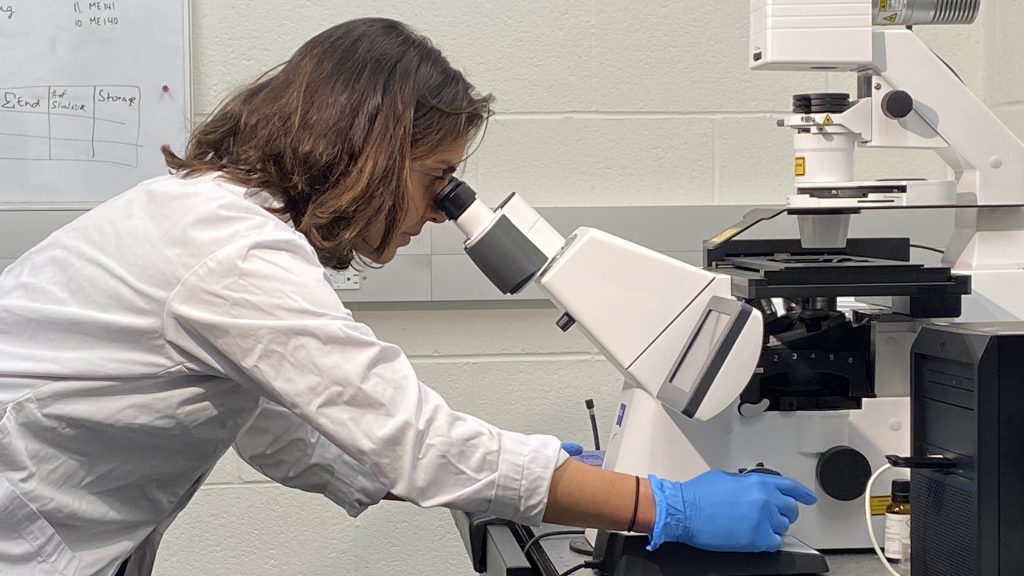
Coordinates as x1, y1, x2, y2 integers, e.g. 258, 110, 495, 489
0, 173, 562, 576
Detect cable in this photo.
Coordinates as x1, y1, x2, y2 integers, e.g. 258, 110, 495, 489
909, 243, 944, 255
522, 530, 585, 557
523, 531, 596, 576
864, 463, 901, 576
585, 398, 600, 450
558, 562, 599, 575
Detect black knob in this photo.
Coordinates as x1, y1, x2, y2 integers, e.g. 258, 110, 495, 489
741, 462, 783, 476
816, 446, 871, 501
881, 90, 914, 119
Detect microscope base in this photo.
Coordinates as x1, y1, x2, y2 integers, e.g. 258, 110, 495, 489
591, 531, 829, 576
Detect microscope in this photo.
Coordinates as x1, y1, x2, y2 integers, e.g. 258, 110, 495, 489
707, 0, 1024, 554
448, 0, 1022, 573
731, 1, 1024, 573
437, 176, 832, 575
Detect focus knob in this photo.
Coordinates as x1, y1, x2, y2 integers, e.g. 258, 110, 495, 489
816, 446, 871, 501
881, 90, 914, 119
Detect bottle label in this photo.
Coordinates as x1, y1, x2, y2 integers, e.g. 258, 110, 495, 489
884, 513, 911, 561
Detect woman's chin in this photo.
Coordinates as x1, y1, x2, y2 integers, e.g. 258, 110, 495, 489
352, 248, 394, 266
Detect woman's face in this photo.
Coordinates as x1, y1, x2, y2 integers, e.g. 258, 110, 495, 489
357, 141, 468, 264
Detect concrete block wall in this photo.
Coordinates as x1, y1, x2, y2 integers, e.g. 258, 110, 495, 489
988, 2, 1024, 139
156, 2, 996, 575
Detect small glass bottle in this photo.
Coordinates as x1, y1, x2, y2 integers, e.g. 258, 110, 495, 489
884, 479, 912, 566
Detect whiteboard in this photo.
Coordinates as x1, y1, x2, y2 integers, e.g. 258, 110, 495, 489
0, 1, 190, 204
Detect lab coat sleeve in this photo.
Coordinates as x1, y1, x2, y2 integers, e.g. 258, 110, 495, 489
163, 233, 562, 526
233, 398, 388, 517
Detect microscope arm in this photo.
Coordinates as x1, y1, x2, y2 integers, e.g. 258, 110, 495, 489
434, 178, 763, 422
869, 28, 1024, 204
750, 1, 1024, 204
751, 0, 1024, 269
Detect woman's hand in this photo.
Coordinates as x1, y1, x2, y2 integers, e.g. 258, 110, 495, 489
647, 469, 817, 552
560, 441, 584, 456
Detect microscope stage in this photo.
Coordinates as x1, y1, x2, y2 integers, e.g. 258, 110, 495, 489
723, 253, 957, 288
727, 253, 923, 271
705, 239, 971, 305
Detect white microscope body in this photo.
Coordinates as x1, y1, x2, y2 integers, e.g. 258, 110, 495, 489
440, 178, 842, 571
436, 179, 764, 427
444, 0, 1023, 557
752, 0, 1024, 298
710, 0, 1024, 549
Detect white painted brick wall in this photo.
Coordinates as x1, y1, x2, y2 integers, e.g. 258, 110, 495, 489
989, 1, 1024, 143
469, 116, 716, 206
156, 2, 1003, 575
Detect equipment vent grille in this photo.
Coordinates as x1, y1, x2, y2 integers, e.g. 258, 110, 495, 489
912, 471, 977, 576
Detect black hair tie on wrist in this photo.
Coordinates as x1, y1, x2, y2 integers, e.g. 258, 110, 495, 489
626, 475, 640, 533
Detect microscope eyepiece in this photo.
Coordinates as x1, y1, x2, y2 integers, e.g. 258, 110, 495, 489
434, 176, 477, 221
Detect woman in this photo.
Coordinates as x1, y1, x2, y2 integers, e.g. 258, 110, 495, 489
0, 18, 814, 576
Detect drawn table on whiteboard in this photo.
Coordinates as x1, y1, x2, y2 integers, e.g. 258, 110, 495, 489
0, 85, 141, 168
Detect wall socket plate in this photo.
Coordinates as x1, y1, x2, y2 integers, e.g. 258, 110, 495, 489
325, 268, 362, 290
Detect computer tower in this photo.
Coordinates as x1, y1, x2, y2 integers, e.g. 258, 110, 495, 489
910, 323, 1024, 576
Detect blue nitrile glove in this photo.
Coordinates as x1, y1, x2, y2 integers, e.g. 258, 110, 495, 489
560, 441, 584, 456
647, 469, 817, 553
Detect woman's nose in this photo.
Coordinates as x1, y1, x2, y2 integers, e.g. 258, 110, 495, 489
425, 203, 446, 224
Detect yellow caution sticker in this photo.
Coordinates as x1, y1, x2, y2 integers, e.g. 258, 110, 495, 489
880, 0, 888, 9
709, 228, 740, 246
870, 495, 892, 516
883, 12, 899, 23
823, 114, 834, 126
795, 156, 806, 177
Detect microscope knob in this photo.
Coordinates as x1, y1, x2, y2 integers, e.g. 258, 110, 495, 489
881, 90, 914, 119
740, 462, 783, 476
816, 446, 871, 501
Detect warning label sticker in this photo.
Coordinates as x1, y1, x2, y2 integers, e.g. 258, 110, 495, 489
708, 228, 741, 246
876, 0, 905, 24
823, 114, 834, 126
877, 0, 905, 25
870, 495, 891, 516
795, 157, 806, 177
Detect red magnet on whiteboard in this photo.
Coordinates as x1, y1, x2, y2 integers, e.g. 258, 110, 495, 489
162, 85, 170, 93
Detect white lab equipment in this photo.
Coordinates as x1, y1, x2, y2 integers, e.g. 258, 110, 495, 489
435, 177, 764, 425
437, 177, 833, 574
448, 0, 1018, 568
701, 0, 1023, 553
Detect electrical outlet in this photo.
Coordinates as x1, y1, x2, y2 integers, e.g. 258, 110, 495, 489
325, 268, 362, 290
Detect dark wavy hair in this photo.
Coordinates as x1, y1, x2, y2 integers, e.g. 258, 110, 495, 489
162, 18, 493, 268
